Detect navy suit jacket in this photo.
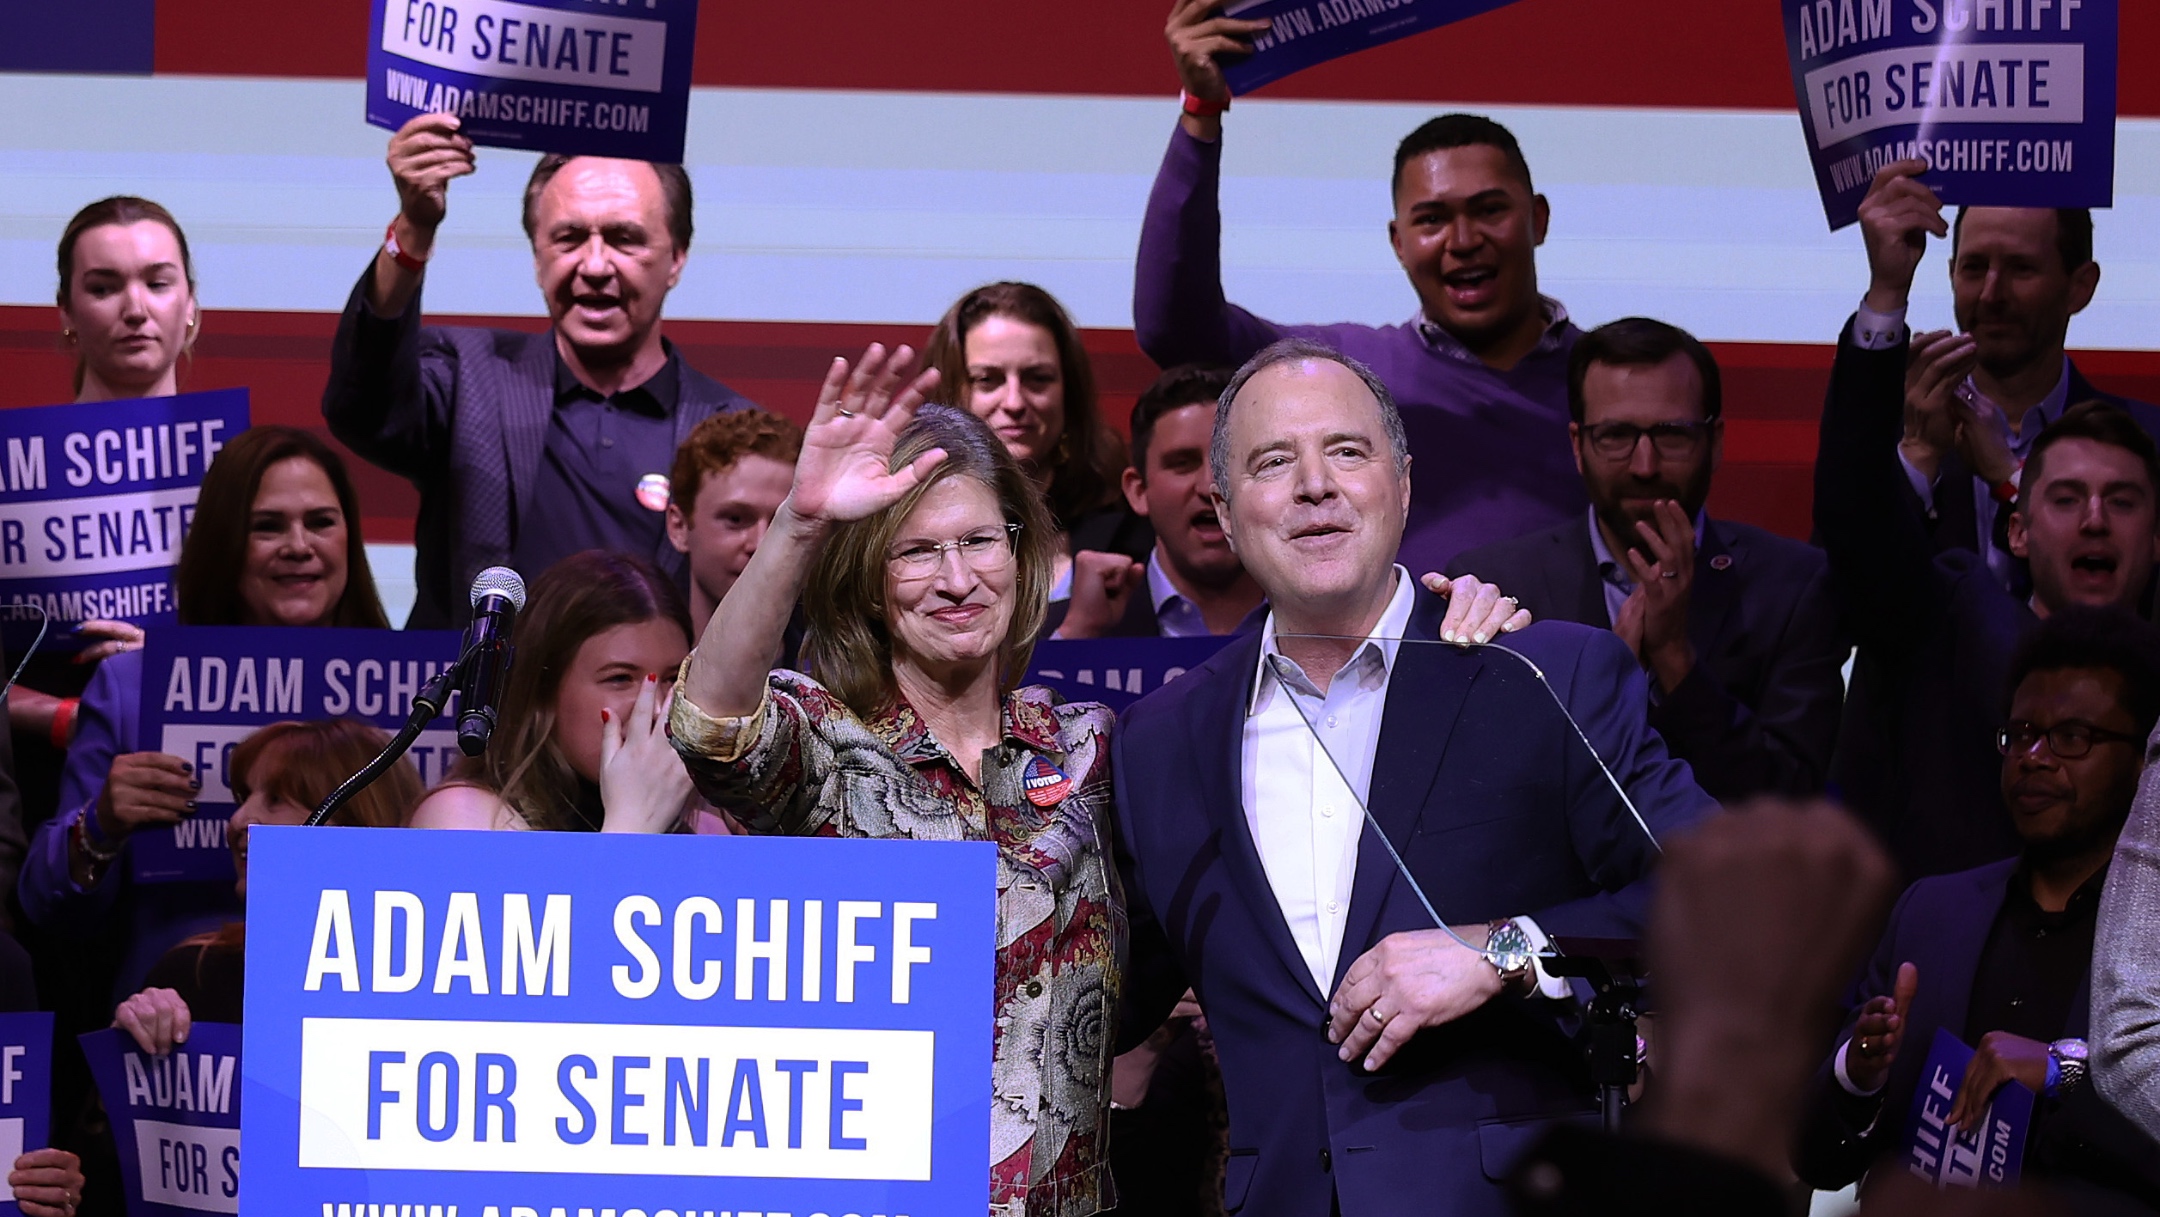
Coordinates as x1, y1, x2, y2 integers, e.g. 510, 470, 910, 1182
1448, 515, 1846, 802
1112, 588, 1715, 1217
323, 263, 753, 628
1816, 320, 2045, 879
1797, 860, 2160, 1209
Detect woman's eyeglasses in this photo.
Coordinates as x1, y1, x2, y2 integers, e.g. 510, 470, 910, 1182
887, 524, 1022, 578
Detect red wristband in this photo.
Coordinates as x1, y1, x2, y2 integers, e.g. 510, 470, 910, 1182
384, 220, 428, 273
1181, 89, 1230, 117
50, 697, 78, 750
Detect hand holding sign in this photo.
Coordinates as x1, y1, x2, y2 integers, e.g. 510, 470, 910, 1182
1859, 160, 1947, 314
74, 619, 147, 665
1845, 960, 1920, 1095
1165, 0, 1270, 114
790, 347, 946, 526
114, 988, 194, 1058
6, 1149, 84, 1217
387, 113, 477, 244
1945, 1031, 2052, 1136
96, 754, 198, 842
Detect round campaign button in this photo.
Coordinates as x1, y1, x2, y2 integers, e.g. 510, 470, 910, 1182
635, 473, 671, 512
1709, 554, 1733, 571
1022, 755, 1073, 807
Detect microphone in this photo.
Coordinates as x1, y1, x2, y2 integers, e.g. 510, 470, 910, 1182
456, 567, 527, 756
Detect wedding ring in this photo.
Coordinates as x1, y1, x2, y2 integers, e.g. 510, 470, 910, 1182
835, 407, 858, 418
1660, 570, 1679, 580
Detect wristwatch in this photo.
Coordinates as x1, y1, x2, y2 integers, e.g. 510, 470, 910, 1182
2048, 1037, 2089, 1095
1484, 919, 1535, 993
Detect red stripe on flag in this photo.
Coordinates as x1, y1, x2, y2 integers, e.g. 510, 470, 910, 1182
149, 0, 2160, 116
8, 306, 2160, 544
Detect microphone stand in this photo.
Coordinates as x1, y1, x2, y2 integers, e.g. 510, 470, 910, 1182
1545, 938, 1649, 1136
305, 644, 475, 827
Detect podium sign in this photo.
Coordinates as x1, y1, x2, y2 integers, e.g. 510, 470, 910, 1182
241, 827, 996, 1215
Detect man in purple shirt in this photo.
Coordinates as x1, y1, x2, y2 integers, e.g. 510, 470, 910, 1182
1135, 0, 1586, 574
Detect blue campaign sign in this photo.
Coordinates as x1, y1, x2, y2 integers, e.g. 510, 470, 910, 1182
1025, 636, 1236, 712
241, 827, 997, 1216
0, 1013, 55, 1217
1781, 0, 2117, 229
0, 390, 248, 655
132, 626, 464, 885
80, 1023, 243, 1217
366, 0, 699, 163
1220, 0, 1520, 95
1900, 1028, 2033, 1188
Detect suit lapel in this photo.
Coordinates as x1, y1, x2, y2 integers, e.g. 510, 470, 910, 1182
1929, 863, 2018, 1041
1548, 519, 1611, 628
1190, 631, 1329, 1006
1688, 522, 1741, 662
1333, 592, 1482, 991
501, 331, 557, 536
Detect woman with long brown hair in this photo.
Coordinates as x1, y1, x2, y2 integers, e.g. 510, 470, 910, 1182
18, 425, 389, 995
109, 717, 423, 1052
924, 282, 1151, 589
408, 549, 716, 834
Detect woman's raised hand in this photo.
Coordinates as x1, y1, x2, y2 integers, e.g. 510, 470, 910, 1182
786, 345, 947, 524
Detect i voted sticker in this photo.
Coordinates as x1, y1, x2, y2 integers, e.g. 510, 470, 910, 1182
635, 473, 671, 512
1022, 755, 1072, 807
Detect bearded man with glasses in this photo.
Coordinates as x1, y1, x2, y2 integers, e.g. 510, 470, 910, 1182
1448, 317, 1847, 802
1794, 606, 2160, 1210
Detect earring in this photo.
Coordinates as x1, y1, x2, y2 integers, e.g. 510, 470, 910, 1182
61, 328, 75, 342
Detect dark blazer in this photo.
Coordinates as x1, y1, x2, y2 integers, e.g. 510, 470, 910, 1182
322, 263, 754, 628
1113, 589, 1716, 1217
1797, 860, 2160, 1211
1816, 321, 2040, 880
1448, 516, 1845, 803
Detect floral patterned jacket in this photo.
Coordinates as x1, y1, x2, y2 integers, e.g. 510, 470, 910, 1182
669, 669, 1123, 1217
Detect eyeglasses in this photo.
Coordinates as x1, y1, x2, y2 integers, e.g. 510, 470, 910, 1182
1996, 720, 2144, 760
1581, 421, 1715, 460
887, 524, 1021, 578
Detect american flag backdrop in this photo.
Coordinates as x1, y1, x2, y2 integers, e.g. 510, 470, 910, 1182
1, 0, 2154, 563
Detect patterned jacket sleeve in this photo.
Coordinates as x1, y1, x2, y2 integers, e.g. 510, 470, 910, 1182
2094, 746, 2160, 1141
667, 665, 846, 837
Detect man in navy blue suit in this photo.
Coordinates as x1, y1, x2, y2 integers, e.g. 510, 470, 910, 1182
1112, 338, 1717, 1217
1795, 607, 2160, 1211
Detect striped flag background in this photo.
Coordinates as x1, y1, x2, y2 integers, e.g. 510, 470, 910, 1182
3, 0, 2154, 616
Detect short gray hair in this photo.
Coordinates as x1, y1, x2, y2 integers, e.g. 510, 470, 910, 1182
1210, 338, 1411, 495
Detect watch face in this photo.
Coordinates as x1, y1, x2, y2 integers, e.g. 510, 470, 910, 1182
2054, 1039, 2090, 1063
1488, 923, 1533, 973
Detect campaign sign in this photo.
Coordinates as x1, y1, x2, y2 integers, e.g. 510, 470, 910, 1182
1900, 1028, 2033, 1188
1221, 0, 1520, 95
0, 1013, 55, 1217
0, 390, 247, 655
132, 626, 464, 885
241, 827, 996, 1216
366, 0, 699, 163
1025, 636, 1235, 712
80, 1023, 243, 1217
1781, 0, 2117, 229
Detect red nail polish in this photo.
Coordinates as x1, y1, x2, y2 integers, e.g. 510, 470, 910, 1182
601, 708, 611, 723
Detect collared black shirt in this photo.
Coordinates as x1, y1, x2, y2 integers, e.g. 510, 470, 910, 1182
1964, 862, 2108, 1046
508, 346, 683, 582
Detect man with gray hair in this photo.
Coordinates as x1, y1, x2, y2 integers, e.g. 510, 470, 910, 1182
1112, 338, 1717, 1217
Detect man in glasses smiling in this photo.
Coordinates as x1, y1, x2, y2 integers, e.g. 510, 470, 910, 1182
1448, 318, 1846, 803
1795, 607, 2160, 1205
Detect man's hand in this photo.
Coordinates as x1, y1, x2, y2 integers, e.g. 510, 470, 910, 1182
1901, 329, 1979, 482
1641, 800, 1898, 1180
1419, 573, 1534, 644
94, 753, 197, 842
1327, 927, 1504, 1071
1857, 158, 1945, 315
1843, 961, 1919, 1095
1617, 500, 1698, 693
1950, 387, 2019, 488
386, 113, 476, 252
1165, 0, 1269, 134
1056, 551, 1146, 640
114, 987, 192, 1057
1945, 1031, 2052, 1135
